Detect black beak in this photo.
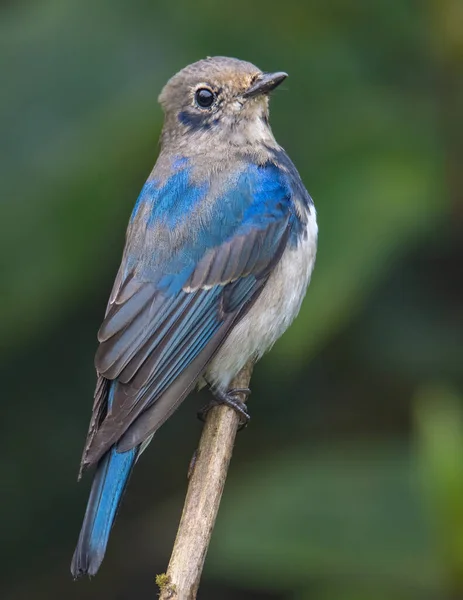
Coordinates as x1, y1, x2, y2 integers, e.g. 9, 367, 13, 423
242, 71, 288, 98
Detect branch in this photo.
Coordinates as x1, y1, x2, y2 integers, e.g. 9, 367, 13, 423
157, 360, 254, 600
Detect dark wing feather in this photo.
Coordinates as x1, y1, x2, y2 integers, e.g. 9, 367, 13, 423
78, 375, 109, 479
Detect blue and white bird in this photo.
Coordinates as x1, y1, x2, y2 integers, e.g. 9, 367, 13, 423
71, 56, 318, 577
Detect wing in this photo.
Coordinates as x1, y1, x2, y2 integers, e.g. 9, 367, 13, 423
81, 161, 296, 468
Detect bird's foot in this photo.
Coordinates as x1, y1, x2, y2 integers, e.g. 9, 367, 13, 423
197, 387, 251, 429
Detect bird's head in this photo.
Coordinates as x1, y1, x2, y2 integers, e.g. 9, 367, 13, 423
158, 56, 287, 150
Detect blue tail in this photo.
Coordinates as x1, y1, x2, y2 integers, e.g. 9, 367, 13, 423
72, 382, 139, 577
71, 440, 138, 577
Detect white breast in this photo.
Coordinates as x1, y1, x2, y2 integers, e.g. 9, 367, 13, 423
206, 206, 318, 391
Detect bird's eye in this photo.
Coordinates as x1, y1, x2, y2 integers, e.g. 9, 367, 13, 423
195, 88, 215, 109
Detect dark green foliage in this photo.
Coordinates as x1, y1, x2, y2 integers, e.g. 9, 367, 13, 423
1, 1, 462, 598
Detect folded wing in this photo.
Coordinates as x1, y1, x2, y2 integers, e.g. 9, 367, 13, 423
81, 162, 295, 467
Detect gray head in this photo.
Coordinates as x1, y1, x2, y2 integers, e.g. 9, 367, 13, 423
158, 56, 287, 150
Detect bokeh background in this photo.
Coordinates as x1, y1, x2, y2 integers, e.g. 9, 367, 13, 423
2, 1, 462, 599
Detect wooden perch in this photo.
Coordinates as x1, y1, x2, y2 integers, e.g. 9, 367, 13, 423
157, 360, 254, 600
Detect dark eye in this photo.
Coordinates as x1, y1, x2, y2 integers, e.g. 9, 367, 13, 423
195, 88, 215, 109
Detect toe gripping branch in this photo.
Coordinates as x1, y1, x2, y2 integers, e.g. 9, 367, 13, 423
198, 387, 251, 429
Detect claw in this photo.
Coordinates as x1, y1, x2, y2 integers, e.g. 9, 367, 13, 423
197, 387, 251, 429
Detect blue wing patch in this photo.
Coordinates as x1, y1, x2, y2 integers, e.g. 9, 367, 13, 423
131, 165, 208, 228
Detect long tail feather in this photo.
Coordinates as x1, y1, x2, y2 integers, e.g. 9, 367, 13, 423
71, 444, 138, 577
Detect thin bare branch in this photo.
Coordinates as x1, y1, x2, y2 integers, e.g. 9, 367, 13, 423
158, 360, 254, 600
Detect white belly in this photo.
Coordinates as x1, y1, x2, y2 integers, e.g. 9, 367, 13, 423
205, 207, 318, 391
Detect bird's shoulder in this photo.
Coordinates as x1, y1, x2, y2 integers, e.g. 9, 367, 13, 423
135, 147, 310, 219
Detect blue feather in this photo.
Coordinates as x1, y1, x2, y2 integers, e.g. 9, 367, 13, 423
71, 385, 138, 577
131, 162, 209, 228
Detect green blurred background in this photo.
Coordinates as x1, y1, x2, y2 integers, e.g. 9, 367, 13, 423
1, 1, 462, 599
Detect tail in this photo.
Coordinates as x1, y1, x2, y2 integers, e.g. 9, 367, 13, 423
71, 444, 138, 577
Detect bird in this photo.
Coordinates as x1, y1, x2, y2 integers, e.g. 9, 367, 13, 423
71, 56, 318, 578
